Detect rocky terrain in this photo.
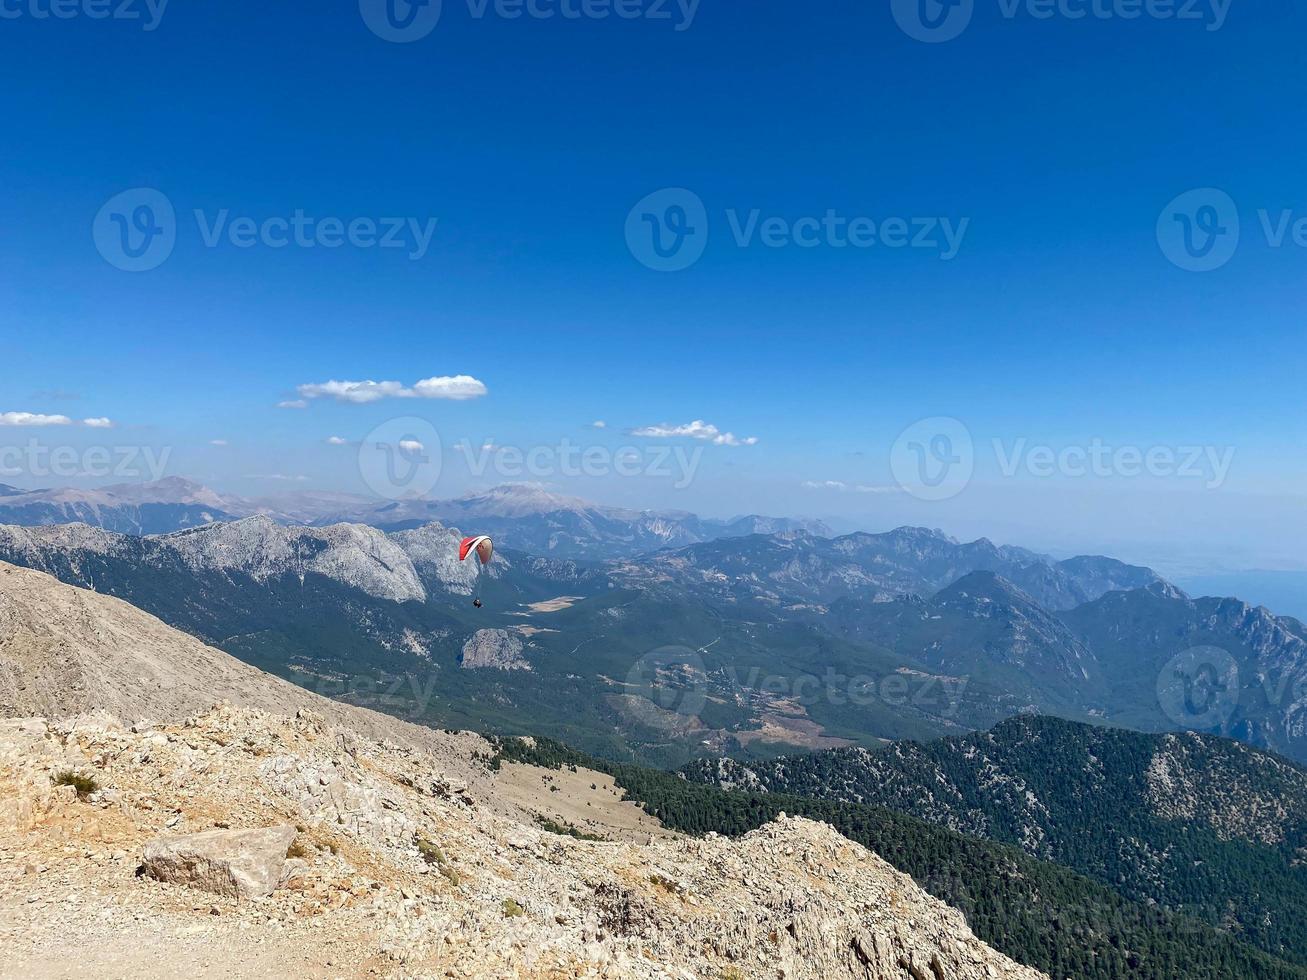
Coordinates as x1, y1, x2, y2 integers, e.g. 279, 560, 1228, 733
0, 560, 1046, 979
460, 629, 531, 671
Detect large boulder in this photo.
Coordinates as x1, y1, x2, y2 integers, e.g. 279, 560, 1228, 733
141, 825, 297, 899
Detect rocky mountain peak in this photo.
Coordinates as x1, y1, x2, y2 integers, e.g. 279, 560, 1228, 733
161, 518, 427, 604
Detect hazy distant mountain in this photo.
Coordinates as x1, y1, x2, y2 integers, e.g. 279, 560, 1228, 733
325, 484, 834, 558
609, 526, 1161, 612
0, 479, 831, 559
0, 477, 245, 533
683, 714, 1307, 965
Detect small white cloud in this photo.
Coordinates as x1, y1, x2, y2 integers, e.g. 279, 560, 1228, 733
398, 439, 425, 453
0, 412, 73, 427
591, 420, 607, 429
802, 480, 848, 491
295, 375, 487, 405
277, 399, 308, 410
209, 439, 229, 447
244, 473, 308, 482
326, 436, 349, 445
631, 419, 758, 447
297, 380, 408, 404
82, 417, 114, 429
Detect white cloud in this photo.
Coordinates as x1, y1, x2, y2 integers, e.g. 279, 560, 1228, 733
297, 380, 408, 404
326, 436, 349, 445
296, 375, 487, 405
244, 473, 308, 482
209, 439, 229, 447
82, 417, 114, 429
398, 439, 425, 453
277, 399, 308, 410
0, 412, 73, 427
410, 375, 488, 400
591, 420, 607, 429
631, 419, 758, 447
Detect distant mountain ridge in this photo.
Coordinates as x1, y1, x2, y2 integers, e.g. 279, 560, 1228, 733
0, 479, 831, 558
0, 477, 245, 533
608, 525, 1162, 611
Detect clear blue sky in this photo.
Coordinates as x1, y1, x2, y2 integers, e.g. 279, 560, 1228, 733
1, 0, 1304, 572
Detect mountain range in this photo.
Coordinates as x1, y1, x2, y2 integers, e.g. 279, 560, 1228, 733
0, 478, 830, 557
2, 509, 1306, 768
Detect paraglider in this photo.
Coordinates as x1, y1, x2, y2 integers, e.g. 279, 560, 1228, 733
459, 535, 493, 608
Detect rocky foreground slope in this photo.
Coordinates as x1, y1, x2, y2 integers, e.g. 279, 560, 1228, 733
0, 561, 1044, 979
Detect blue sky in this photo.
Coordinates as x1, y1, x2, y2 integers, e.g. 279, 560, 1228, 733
1, 0, 1305, 572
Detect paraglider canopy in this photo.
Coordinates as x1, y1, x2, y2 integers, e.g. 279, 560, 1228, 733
459, 535, 494, 565
460, 535, 494, 609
